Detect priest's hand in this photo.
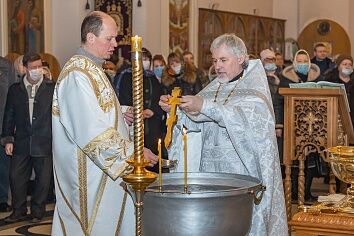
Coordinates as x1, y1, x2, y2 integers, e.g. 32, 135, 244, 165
159, 95, 171, 113
123, 108, 134, 126
144, 147, 158, 166
180, 95, 203, 113
5, 143, 13, 156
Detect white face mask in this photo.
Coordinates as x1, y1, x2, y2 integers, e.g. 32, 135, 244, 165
172, 64, 182, 74
341, 68, 353, 76
142, 60, 151, 70
29, 68, 43, 82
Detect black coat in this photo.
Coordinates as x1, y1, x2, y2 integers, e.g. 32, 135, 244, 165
161, 65, 203, 96
324, 68, 354, 127
118, 69, 165, 155
0, 56, 16, 134
1, 78, 54, 157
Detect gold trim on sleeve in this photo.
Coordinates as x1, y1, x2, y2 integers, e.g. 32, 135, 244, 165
83, 128, 132, 179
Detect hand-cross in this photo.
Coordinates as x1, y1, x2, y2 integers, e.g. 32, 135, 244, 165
164, 87, 182, 149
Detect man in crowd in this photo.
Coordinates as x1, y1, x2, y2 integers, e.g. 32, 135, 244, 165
311, 43, 334, 75
51, 11, 157, 235
260, 49, 284, 173
1, 52, 54, 223
160, 33, 287, 235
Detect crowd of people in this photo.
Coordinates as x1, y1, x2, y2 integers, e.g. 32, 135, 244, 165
259, 44, 354, 201
0, 9, 353, 236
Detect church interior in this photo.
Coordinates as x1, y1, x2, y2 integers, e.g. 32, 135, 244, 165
1, 0, 354, 235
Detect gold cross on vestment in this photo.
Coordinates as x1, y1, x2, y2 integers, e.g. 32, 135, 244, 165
164, 87, 182, 149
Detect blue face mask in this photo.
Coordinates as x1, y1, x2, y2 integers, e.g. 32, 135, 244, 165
264, 63, 277, 72
295, 63, 309, 75
153, 66, 165, 78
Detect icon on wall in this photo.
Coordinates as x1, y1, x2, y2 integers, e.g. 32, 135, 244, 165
284, 38, 299, 61
317, 21, 331, 36
8, 0, 45, 54
95, 0, 132, 61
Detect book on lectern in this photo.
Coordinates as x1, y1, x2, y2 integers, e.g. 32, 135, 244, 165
289, 81, 350, 112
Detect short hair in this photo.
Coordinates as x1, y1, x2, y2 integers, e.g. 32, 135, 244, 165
81, 12, 103, 44
152, 54, 166, 66
142, 47, 152, 62
167, 52, 182, 65
182, 51, 193, 57
313, 43, 326, 51
210, 33, 249, 69
22, 52, 41, 68
275, 52, 283, 57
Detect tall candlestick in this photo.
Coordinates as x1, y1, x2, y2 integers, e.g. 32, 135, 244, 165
183, 127, 188, 192
130, 35, 143, 164
158, 139, 162, 191
123, 35, 157, 236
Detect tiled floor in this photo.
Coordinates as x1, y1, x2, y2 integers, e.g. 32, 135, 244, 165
0, 204, 54, 236
0, 177, 331, 235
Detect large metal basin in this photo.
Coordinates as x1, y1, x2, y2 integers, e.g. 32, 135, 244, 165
142, 172, 263, 236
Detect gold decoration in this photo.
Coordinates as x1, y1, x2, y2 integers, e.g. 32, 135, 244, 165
83, 128, 132, 180
57, 56, 115, 113
328, 146, 354, 213
123, 35, 157, 236
164, 87, 181, 149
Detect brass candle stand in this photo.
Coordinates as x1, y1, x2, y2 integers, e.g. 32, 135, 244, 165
122, 36, 157, 236
328, 146, 354, 213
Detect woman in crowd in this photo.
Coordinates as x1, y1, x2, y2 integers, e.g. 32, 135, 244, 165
324, 55, 354, 125
161, 52, 203, 96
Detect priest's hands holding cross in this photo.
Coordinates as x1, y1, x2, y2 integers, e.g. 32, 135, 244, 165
179, 95, 204, 113
159, 94, 204, 113
159, 95, 172, 113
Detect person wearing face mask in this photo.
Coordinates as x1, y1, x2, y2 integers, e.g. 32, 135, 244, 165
182, 50, 210, 88
260, 49, 284, 175
324, 55, 354, 125
118, 47, 166, 173
161, 52, 203, 96
278, 49, 321, 202
1, 52, 54, 223
280, 49, 321, 87
152, 54, 167, 83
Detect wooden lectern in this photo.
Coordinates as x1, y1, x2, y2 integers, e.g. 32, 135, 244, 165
279, 88, 354, 222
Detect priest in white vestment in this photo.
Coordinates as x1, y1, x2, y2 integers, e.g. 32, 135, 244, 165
51, 11, 157, 236
160, 34, 288, 235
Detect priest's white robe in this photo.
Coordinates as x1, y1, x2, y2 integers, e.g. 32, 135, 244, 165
51, 54, 135, 236
169, 59, 288, 236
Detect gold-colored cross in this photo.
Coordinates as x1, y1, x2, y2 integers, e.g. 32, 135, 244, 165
164, 87, 182, 149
